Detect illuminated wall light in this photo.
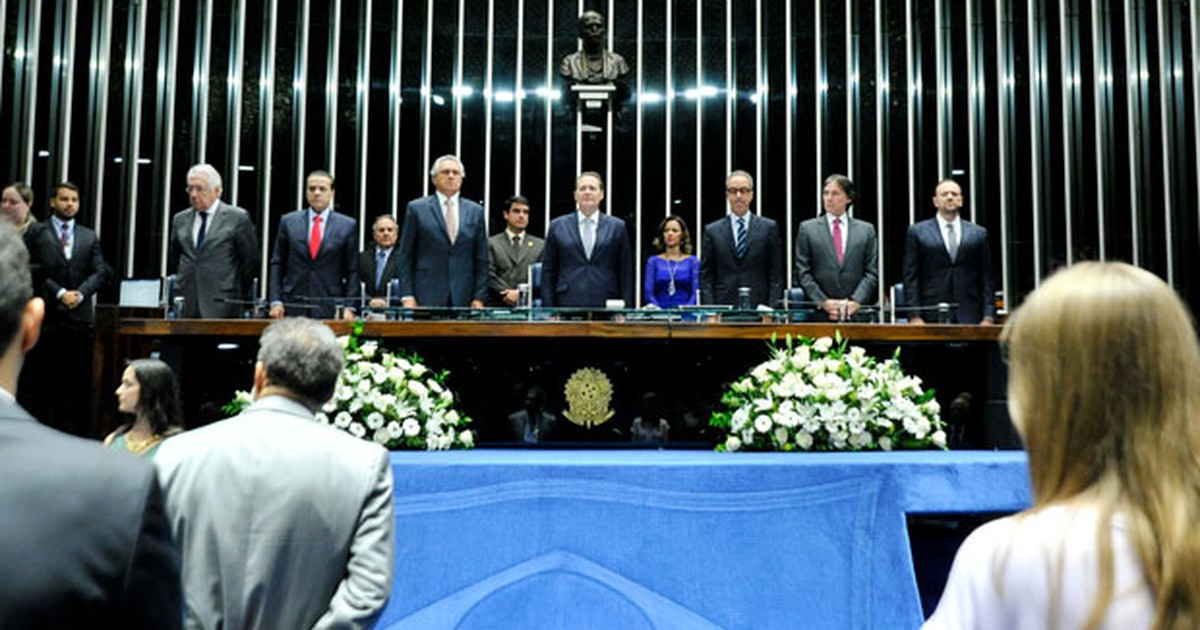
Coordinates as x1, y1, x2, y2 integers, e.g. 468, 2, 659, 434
137, 158, 152, 165
748, 93, 759, 104
238, 165, 255, 171
37, 150, 51, 158
260, 78, 271, 89
697, 85, 718, 98
880, 80, 890, 92
420, 86, 430, 96
452, 85, 474, 98
494, 90, 515, 103
639, 91, 662, 103
850, 73, 859, 84
683, 88, 699, 99
293, 80, 304, 90
789, 85, 798, 96
819, 82, 829, 92
14, 50, 25, 60
228, 76, 241, 87
432, 94, 446, 106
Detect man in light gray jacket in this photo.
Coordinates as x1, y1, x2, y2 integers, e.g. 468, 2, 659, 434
156, 318, 394, 629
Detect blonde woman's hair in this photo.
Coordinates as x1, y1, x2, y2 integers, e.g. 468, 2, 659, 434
1001, 261, 1200, 629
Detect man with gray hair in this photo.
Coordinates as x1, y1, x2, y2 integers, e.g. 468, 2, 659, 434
397, 155, 488, 309
155, 318, 395, 629
168, 164, 261, 318
0, 222, 182, 628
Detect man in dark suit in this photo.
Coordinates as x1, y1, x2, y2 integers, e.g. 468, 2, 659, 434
268, 170, 359, 320
397, 155, 488, 309
20, 182, 109, 435
794, 174, 879, 321
360, 214, 401, 309
0, 221, 182, 629
487, 195, 544, 306
168, 164, 260, 318
540, 172, 633, 308
699, 170, 785, 307
902, 179, 996, 324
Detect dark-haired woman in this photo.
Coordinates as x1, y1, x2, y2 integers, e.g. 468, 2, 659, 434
105, 359, 185, 457
643, 215, 700, 309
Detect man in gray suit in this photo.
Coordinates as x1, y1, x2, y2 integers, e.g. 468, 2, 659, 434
168, 164, 260, 319
794, 174, 879, 321
487, 195, 544, 306
397, 155, 488, 309
155, 317, 394, 630
0, 222, 182, 629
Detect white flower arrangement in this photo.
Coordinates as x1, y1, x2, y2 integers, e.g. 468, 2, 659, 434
710, 334, 947, 452
225, 331, 474, 450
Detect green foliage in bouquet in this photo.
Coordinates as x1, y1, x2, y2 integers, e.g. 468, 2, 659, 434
710, 333, 946, 452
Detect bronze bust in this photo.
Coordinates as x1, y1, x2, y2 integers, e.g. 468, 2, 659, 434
559, 11, 629, 84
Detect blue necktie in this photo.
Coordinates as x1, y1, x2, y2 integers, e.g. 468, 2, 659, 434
375, 249, 387, 287
735, 217, 747, 258
196, 211, 209, 249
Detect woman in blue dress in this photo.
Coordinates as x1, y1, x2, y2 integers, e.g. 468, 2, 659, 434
643, 215, 700, 308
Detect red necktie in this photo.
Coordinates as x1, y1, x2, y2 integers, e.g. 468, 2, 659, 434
310, 214, 322, 260
832, 217, 844, 265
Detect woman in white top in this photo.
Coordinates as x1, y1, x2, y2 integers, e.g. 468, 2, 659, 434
925, 262, 1200, 630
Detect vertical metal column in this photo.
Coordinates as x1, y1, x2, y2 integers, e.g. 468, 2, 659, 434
1155, 0, 1174, 283
120, 0, 149, 270
193, 0, 213, 163
354, 0, 372, 240
293, 0, 311, 209
155, 0, 182, 275
256, 0, 279, 292
386, 0, 403, 217
226, 0, 247, 204
325, 0, 342, 175
1057, 0, 1075, 266
996, 0, 1012, 305
50, 0, 79, 182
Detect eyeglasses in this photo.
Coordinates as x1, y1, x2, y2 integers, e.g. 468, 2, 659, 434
185, 185, 211, 193
726, 187, 753, 195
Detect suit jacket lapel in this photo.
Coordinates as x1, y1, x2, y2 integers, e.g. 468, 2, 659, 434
427, 196, 450, 242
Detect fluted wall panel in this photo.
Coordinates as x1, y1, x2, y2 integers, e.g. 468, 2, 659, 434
1, 0, 1196, 312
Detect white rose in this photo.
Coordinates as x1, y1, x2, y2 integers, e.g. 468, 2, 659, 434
394, 357, 412, 371
348, 398, 363, 413
751, 363, 771, 382
879, 436, 893, 451
315, 413, 329, 424
427, 379, 444, 394
407, 380, 428, 397
337, 385, 354, 401
773, 426, 789, 445
387, 421, 403, 438
373, 428, 390, 444
790, 345, 811, 368
445, 410, 460, 424
731, 407, 751, 431
725, 436, 742, 452
360, 342, 378, 359
348, 423, 366, 438
440, 389, 454, 403
337, 336, 351, 349
402, 418, 421, 437
409, 364, 428, 378
356, 379, 372, 394
795, 430, 813, 449
754, 415, 773, 433
366, 412, 385, 429
322, 399, 337, 413
459, 430, 474, 447
334, 411, 353, 428
931, 430, 947, 448
813, 336, 834, 353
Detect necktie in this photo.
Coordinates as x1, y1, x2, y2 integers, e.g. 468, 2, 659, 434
196, 211, 209, 249
375, 249, 387, 288
832, 217, 844, 265
512, 234, 521, 249
735, 217, 747, 258
309, 214, 322, 260
946, 223, 959, 262
60, 223, 72, 260
444, 198, 458, 244
583, 218, 596, 259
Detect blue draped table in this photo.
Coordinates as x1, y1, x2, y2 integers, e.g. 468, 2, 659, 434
376, 450, 1030, 629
